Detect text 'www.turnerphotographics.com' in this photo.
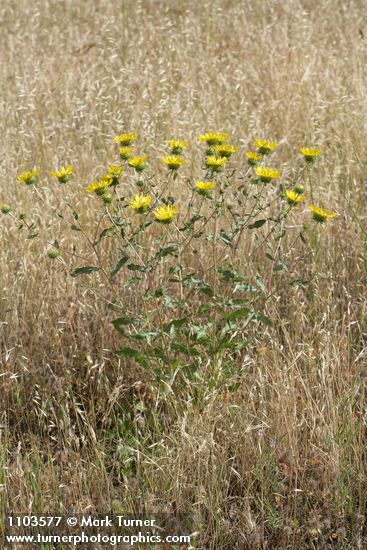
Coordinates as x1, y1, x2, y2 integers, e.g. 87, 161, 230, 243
4, 514, 193, 547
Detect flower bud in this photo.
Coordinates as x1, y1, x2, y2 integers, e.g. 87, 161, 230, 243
1, 205, 11, 214
47, 247, 60, 259
294, 183, 305, 195
102, 192, 113, 204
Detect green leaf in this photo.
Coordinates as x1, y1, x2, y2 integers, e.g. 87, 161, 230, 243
144, 287, 164, 301
180, 214, 202, 232
155, 245, 178, 259
116, 347, 140, 359
148, 347, 169, 362
94, 227, 113, 246
219, 230, 232, 246
273, 258, 288, 272
212, 339, 238, 353
198, 283, 214, 297
225, 307, 251, 321
164, 317, 187, 333
182, 362, 199, 379
170, 343, 200, 357
254, 274, 267, 294
70, 224, 81, 231
275, 229, 287, 240
130, 330, 159, 341
248, 219, 266, 229
112, 317, 135, 332
254, 312, 273, 326
188, 324, 211, 344
290, 278, 309, 287
217, 268, 235, 281
71, 266, 100, 277
110, 253, 129, 277
127, 263, 151, 272
112, 216, 125, 227
227, 382, 241, 393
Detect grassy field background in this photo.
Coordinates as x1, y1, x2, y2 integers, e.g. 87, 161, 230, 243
1, 0, 367, 548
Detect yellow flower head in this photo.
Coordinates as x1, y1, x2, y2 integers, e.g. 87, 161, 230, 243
309, 204, 336, 223
128, 155, 148, 172
114, 133, 138, 146
108, 165, 123, 178
162, 156, 186, 170
205, 155, 227, 172
17, 169, 39, 185
285, 190, 305, 206
50, 166, 74, 183
168, 139, 189, 154
255, 139, 277, 155
214, 144, 239, 158
195, 180, 215, 191
255, 166, 280, 183
300, 147, 321, 161
246, 151, 262, 165
153, 204, 178, 223
119, 147, 133, 160
129, 194, 152, 213
199, 132, 229, 146
195, 180, 215, 195
86, 175, 113, 195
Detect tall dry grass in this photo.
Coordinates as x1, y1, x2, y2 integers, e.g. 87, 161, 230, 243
1, 0, 367, 548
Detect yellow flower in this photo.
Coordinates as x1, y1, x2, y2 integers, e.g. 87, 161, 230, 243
119, 147, 133, 160
199, 132, 229, 146
300, 147, 321, 161
168, 139, 188, 154
246, 151, 262, 166
205, 155, 227, 172
153, 204, 178, 223
17, 169, 39, 185
86, 175, 113, 194
309, 205, 336, 223
129, 194, 152, 213
108, 165, 123, 178
195, 180, 215, 191
50, 166, 74, 183
195, 181, 215, 195
255, 139, 277, 155
214, 144, 239, 158
162, 156, 186, 170
128, 155, 147, 172
285, 190, 305, 206
255, 166, 280, 183
114, 133, 138, 146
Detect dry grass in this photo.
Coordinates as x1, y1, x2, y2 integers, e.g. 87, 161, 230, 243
1, 0, 367, 548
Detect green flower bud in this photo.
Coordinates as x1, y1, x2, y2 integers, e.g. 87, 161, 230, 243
47, 247, 60, 259
294, 183, 305, 195
102, 192, 113, 204
1, 205, 11, 214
